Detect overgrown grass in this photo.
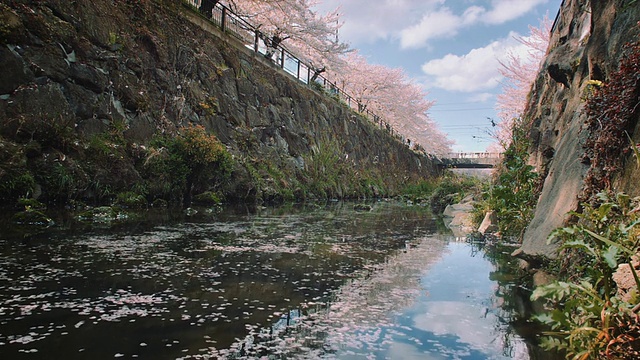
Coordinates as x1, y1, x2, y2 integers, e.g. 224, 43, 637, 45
0, 170, 35, 203
304, 139, 347, 199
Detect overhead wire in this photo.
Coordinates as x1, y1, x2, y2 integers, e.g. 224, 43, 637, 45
430, 107, 495, 112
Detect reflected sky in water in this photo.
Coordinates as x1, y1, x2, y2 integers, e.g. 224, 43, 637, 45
274, 240, 532, 360
395, 243, 529, 359
0, 202, 543, 359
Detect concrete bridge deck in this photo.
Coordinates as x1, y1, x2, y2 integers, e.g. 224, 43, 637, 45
437, 152, 502, 169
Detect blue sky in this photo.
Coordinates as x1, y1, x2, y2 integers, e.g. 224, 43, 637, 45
316, 0, 563, 153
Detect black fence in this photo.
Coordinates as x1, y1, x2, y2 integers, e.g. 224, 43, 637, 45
183, 0, 404, 141
446, 152, 501, 159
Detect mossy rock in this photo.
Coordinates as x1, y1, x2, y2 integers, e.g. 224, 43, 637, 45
77, 206, 127, 222
192, 191, 221, 206
16, 198, 46, 211
12, 209, 53, 226
114, 192, 147, 209
353, 204, 372, 211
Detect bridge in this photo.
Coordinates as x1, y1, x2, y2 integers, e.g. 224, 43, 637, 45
437, 152, 502, 169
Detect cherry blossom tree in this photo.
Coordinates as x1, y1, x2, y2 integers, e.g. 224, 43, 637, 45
225, 0, 349, 73
493, 15, 552, 149
222, 1, 451, 155
329, 52, 452, 156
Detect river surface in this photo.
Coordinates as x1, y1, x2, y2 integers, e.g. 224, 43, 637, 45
0, 201, 551, 359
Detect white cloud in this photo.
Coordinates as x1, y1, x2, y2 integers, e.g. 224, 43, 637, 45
399, 8, 460, 49
397, 0, 549, 48
484, 0, 549, 24
462, 6, 485, 24
420, 33, 526, 92
317, 0, 550, 49
411, 300, 531, 358
315, 0, 444, 44
413, 301, 498, 348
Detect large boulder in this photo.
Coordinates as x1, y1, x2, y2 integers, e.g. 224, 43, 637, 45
477, 211, 498, 234
518, 0, 640, 258
443, 201, 475, 237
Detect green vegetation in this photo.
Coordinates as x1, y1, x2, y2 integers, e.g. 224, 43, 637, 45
192, 191, 222, 206
146, 124, 232, 207
114, 191, 147, 209
402, 179, 437, 203
532, 192, 640, 359
524, 40, 640, 360
0, 169, 36, 203
304, 139, 349, 199
0, 119, 439, 211
227, 154, 299, 204
470, 42, 640, 357
402, 172, 483, 214
473, 117, 540, 237
583, 40, 640, 199
518, 40, 640, 359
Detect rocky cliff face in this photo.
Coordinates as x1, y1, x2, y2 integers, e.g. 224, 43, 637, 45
519, 0, 640, 258
0, 0, 438, 206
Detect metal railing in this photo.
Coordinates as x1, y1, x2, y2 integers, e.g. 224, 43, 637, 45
446, 152, 502, 159
182, 0, 404, 142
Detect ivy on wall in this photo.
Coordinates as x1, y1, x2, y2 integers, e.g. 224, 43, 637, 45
583, 39, 640, 199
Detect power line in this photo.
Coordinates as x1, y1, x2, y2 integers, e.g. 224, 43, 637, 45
432, 100, 494, 106
440, 125, 489, 128
430, 107, 495, 112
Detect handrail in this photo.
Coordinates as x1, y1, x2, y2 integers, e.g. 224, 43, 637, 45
445, 152, 502, 159
182, 0, 406, 145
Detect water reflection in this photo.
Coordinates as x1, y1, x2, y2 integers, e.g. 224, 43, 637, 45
244, 241, 536, 360
0, 202, 549, 359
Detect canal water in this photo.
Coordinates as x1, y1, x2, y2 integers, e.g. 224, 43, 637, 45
0, 201, 551, 359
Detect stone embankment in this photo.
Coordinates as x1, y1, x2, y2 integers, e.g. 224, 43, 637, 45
0, 0, 439, 206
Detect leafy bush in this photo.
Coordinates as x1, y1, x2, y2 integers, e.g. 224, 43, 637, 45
478, 117, 540, 237
400, 172, 482, 213
0, 169, 35, 204
147, 125, 232, 207
402, 180, 437, 202
532, 192, 640, 359
429, 179, 462, 213
34, 161, 79, 204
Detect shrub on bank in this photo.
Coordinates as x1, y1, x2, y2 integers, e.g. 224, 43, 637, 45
532, 192, 640, 359
473, 117, 540, 237
145, 124, 232, 207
